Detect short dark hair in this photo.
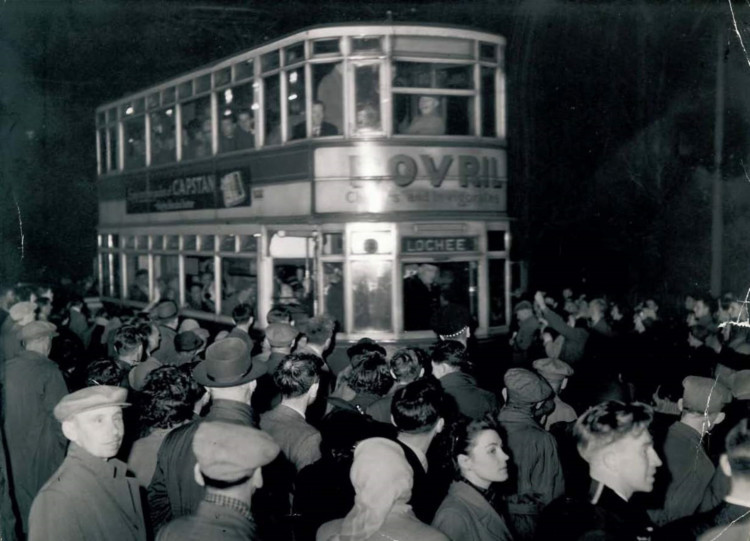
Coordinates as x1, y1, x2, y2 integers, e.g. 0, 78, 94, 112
346, 352, 393, 396
83, 359, 125, 387
138, 365, 204, 430
267, 305, 292, 324
391, 378, 444, 433
113, 325, 142, 357
305, 315, 335, 346
273, 353, 321, 398
232, 303, 254, 325
447, 415, 503, 480
575, 401, 653, 461
14, 285, 35, 302
431, 340, 469, 370
389, 347, 428, 383
694, 293, 714, 309
726, 418, 750, 479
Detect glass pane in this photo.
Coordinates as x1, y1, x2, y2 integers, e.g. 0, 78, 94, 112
351, 231, 392, 255
313, 39, 339, 55
184, 235, 197, 251
123, 117, 146, 169
393, 36, 473, 59
482, 67, 496, 137
221, 258, 258, 316
182, 96, 212, 160
288, 67, 307, 139
352, 37, 382, 54
200, 235, 215, 251
285, 43, 304, 65
220, 234, 237, 252
273, 261, 314, 327
322, 233, 344, 255
133, 98, 145, 115
136, 235, 148, 250
126, 254, 150, 302
108, 127, 119, 171
261, 50, 280, 72
111, 253, 122, 299
184, 256, 216, 312
155, 255, 180, 303
107, 108, 117, 123
240, 235, 258, 252
352, 260, 392, 331
393, 62, 473, 89
480, 42, 497, 61
162, 86, 176, 105
489, 259, 506, 326
403, 261, 477, 331
150, 108, 176, 165
178, 81, 193, 99
215, 67, 231, 87
323, 262, 345, 332
147, 92, 160, 110
313, 63, 343, 135
354, 64, 381, 133
487, 230, 505, 252
235, 59, 254, 81
96, 111, 105, 126
98, 129, 107, 173
196, 74, 211, 93
394, 95, 472, 136
101, 253, 110, 296
111, 234, 120, 248
153, 235, 165, 250
166, 235, 179, 250
264, 74, 281, 145
123, 235, 135, 250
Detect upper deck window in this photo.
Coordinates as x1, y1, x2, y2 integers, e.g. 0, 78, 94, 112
215, 67, 231, 88
182, 95, 212, 160
312, 63, 343, 136
263, 73, 281, 145
178, 81, 193, 100
354, 64, 382, 134
351, 36, 382, 55
261, 50, 280, 73
150, 107, 176, 166
312, 38, 340, 56
284, 43, 305, 65
123, 111, 145, 170
147, 92, 160, 110
393, 62, 473, 90
393, 36, 474, 59
479, 42, 497, 62
162, 87, 176, 105
235, 59, 254, 81
287, 67, 308, 140
218, 83, 255, 152
195, 74, 211, 94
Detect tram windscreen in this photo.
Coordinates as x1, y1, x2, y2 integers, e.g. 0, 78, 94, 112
402, 261, 478, 331
273, 261, 315, 328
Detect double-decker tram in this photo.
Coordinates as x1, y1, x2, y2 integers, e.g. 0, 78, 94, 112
95, 23, 510, 352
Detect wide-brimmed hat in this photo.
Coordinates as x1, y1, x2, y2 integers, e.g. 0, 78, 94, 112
193, 337, 266, 388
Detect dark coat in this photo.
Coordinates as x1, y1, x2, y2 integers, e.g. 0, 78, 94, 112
543, 308, 589, 365
28, 444, 146, 541
156, 498, 257, 541
4, 350, 68, 533
403, 275, 440, 331
653, 500, 750, 541
432, 481, 514, 541
292, 121, 339, 139
439, 370, 498, 420
153, 325, 179, 365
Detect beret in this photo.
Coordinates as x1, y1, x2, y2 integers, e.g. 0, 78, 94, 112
21, 321, 58, 342
514, 300, 533, 313
265, 323, 298, 348
10, 302, 36, 322
193, 421, 279, 483
54, 385, 130, 422
682, 376, 731, 414
431, 304, 471, 337
178, 318, 200, 333
533, 358, 574, 382
504, 368, 553, 404
347, 337, 386, 359
175, 330, 205, 352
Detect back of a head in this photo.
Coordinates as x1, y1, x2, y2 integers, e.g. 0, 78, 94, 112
267, 305, 292, 324
391, 378, 444, 433
726, 418, 750, 481
139, 365, 204, 430
113, 325, 142, 357
273, 352, 321, 398
574, 401, 653, 462
232, 303, 254, 325
304, 315, 335, 346
431, 340, 468, 370
81, 358, 125, 388
389, 347, 428, 384
347, 351, 393, 396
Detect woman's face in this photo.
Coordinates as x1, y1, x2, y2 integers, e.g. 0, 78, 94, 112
459, 429, 509, 488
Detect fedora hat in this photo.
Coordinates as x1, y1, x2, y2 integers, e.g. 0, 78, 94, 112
193, 337, 266, 388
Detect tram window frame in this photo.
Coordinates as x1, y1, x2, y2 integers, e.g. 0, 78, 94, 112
311, 61, 345, 138
486, 225, 510, 329
124, 251, 151, 304
217, 82, 256, 153
352, 61, 384, 136
319, 229, 346, 333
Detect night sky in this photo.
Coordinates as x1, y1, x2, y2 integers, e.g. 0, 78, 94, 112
2, 0, 750, 305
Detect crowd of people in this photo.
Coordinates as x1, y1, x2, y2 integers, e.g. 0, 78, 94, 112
2, 280, 750, 540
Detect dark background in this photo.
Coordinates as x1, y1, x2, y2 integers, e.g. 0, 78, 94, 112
1, 0, 749, 305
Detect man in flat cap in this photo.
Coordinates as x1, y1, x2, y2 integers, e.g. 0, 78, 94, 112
174, 330, 206, 366
498, 367, 564, 538
151, 300, 180, 365
533, 357, 577, 429
648, 375, 731, 526
510, 300, 541, 364
148, 337, 266, 533
1, 301, 36, 363
3, 321, 68, 536
156, 421, 279, 541
252, 322, 299, 415
28, 385, 146, 541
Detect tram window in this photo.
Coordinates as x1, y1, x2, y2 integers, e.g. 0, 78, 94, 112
126, 255, 149, 302
487, 231, 505, 252
153, 235, 164, 250
123, 117, 145, 169
240, 235, 258, 252
162, 86, 176, 105
235, 60, 254, 82
219, 83, 254, 151
184, 256, 216, 313
351, 37, 382, 54
219, 235, 236, 252
136, 235, 149, 250
123, 236, 135, 250
313, 63, 343, 135
323, 262, 345, 332
403, 262, 478, 331
264, 74, 281, 145
489, 259, 506, 327
273, 262, 314, 327
313, 39, 340, 56
394, 95, 473, 136
97, 111, 106, 126
215, 67, 231, 88
150, 108, 176, 165
100, 253, 110, 296
354, 64, 381, 133
111, 254, 122, 299
481, 67, 496, 137
155, 255, 179, 303
351, 231, 392, 255
182, 96, 212, 160
392, 36, 473, 59
220, 258, 257, 316
285, 43, 304, 65
196, 74, 211, 94
393, 62, 473, 90
183, 235, 197, 251
199, 235, 215, 251
352, 260, 392, 332
179, 81, 193, 100
98, 129, 107, 173
287, 67, 307, 140
147, 92, 160, 110
165, 235, 179, 251
480, 42, 497, 61
262, 50, 280, 72
322, 232, 344, 255
108, 127, 119, 171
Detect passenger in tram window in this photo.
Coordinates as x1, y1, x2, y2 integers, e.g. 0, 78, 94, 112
324, 266, 344, 331
235, 110, 255, 148
356, 102, 381, 132
293, 101, 338, 139
407, 96, 446, 136
183, 119, 204, 160
404, 263, 441, 331
316, 63, 343, 134
128, 269, 149, 303
200, 272, 216, 313
218, 113, 238, 153
185, 283, 204, 312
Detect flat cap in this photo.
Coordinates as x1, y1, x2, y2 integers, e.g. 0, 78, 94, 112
682, 376, 732, 414
265, 323, 298, 348
732, 370, 750, 401
175, 330, 205, 352
21, 321, 58, 342
193, 421, 279, 483
53, 385, 130, 422
431, 303, 472, 337
504, 368, 553, 404
533, 358, 574, 382
10, 302, 36, 322
178, 318, 200, 333
514, 300, 533, 313
154, 300, 178, 321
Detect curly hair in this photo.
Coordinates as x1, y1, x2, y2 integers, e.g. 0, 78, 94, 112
273, 353, 321, 398
389, 347, 429, 383
346, 351, 393, 396
574, 401, 653, 461
137, 365, 204, 430
83, 359, 125, 388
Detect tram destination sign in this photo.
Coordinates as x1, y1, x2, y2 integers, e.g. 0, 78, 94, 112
126, 169, 251, 214
402, 236, 477, 253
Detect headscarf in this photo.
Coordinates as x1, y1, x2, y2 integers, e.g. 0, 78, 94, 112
335, 437, 414, 541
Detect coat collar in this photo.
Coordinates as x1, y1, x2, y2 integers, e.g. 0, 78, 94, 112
205, 399, 255, 426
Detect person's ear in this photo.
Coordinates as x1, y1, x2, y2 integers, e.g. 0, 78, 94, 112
561, 378, 568, 391
419, 367, 425, 378
193, 463, 205, 487
390, 413, 397, 427
720, 454, 732, 477
502, 388, 508, 403
390, 369, 398, 381
61, 419, 78, 443
601, 448, 619, 471
308, 381, 320, 402
457, 453, 471, 473
435, 417, 445, 434
677, 398, 684, 413
252, 467, 264, 490
714, 412, 726, 426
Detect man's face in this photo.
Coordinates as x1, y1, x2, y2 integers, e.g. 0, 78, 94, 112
418, 96, 438, 116
516, 308, 533, 321
238, 112, 253, 133
417, 265, 438, 287
68, 406, 125, 459
729, 302, 743, 320
190, 285, 203, 303
221, 118, 236, 138
311, 104, 325, 127
609, 430, 662, 495
694, 300, 710, 319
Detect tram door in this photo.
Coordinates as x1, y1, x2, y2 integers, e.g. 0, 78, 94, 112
268, 232, 317, 327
